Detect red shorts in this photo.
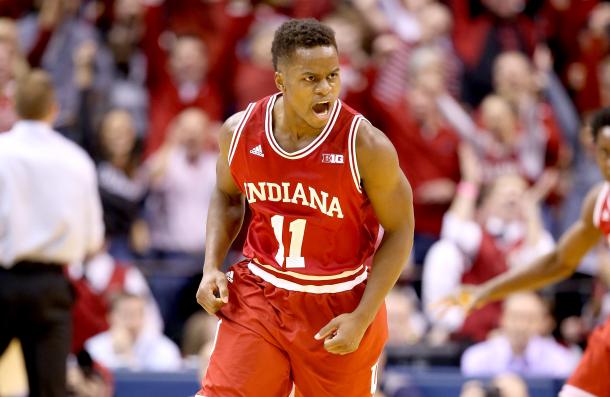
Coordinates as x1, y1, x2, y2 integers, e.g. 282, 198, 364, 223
561, 321, 610, 397
197, 260, 387, 397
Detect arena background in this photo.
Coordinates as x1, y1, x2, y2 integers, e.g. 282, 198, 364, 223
0, 0, 609, 396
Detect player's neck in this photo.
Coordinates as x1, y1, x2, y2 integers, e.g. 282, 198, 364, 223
273, 96, 324, 139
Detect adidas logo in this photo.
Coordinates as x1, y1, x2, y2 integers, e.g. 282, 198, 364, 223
249, 145, 264, 157
226, 270, 234, 283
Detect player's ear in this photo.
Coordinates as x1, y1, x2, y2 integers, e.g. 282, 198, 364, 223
275, 72, 285, 93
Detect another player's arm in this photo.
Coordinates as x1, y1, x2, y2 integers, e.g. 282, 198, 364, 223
196, 112, 246, 315
316, 121, 414, 354
470, 185, 603, 308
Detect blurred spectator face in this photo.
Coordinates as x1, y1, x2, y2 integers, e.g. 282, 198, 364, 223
386, 289, 424, 345
409, 46, 445, 94
100, 110, 137, 160
493, 52, 535, 105
418, 3, 452, 43
560, 316, 585, 346
173, 108, 215, 157
170, 36, 208, 85
62, 0, 82, 15
110, 295, 145, 340
401, 0, 431, 13
0, 41, 14, 85
481, 0, 524, 18
114, 0, 143, 22
324, 13, 364, 61
0, 18, 18, 49
595, 126, 610, 181
480, 95, 517, 145
408, 86, 436, 121
480, 174, 528, 234
249, 22, 278, 67
588, 3, 610, 38
407, 47, 445, 120
109, 0, 145, 61
500, 293, 546, 354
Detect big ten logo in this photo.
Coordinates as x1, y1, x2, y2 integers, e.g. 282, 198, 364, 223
321, 154, 344, 164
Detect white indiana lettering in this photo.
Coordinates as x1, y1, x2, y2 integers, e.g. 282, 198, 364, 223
267, 183, 282, 202
244, 182, 344, 219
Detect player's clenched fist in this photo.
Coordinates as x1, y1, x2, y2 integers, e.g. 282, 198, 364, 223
196, 269, 229, 315
315, 312, 370, 355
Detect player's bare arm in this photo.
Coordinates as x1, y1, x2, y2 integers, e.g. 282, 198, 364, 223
316, 121, 414, 355
196, 111, 247, 315
461, 184, 603, 310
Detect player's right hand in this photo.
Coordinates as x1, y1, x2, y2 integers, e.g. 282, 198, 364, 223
196, 269, 229, 315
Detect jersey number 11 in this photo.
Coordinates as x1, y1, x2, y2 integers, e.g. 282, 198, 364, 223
271, 215, 306, 268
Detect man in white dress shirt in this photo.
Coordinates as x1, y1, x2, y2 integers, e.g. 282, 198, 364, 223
0, 70, 104, 397
461, 293, 580, 378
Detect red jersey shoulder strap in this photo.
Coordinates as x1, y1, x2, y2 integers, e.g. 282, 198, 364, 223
593, 182, 610, 229
227, 102, 257, 165
348, 114, 367, 194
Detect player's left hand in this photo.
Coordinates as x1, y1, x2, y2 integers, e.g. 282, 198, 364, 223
314, 312, 370, 355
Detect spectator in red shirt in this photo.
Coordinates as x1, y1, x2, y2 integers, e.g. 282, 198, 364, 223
449, 0, 539, 106
424, 147, 554, 343
142, 2, 223, 155
492, 52, 568, 202
372, 45, 461, 264
440, 52, 568, 204
323, 7, 374, 112
566, 3, 610, 114
232, 14, 284, 111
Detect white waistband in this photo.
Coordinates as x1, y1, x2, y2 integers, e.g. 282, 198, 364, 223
247, 262, 367, 294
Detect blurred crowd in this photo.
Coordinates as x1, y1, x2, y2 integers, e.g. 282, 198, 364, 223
1, 0, 610, 396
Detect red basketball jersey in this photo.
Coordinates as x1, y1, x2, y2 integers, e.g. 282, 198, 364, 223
591, 182, 610, 345
228, 93, 379, 293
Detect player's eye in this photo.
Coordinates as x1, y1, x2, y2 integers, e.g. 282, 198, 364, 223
328, 72, 338, 80
304, 75, 316, 82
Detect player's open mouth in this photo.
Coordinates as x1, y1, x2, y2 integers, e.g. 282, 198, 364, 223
312, 101, 331, 118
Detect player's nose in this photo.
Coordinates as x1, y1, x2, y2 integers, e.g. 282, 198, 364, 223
315, 78, 331, 95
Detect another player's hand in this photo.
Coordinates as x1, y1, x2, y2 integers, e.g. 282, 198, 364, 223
196, 269, 229, 315
314, 312, 370, 355
433, 285, 483, 317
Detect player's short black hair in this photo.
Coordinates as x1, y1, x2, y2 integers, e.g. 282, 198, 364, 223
591, 107, 610, 141
271, 19, 337, 71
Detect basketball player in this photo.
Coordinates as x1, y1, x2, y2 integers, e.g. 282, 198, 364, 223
444, 107, 610, 397
195, 19, 414, 397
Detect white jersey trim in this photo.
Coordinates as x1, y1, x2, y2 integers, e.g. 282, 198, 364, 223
265, 93, 342, 160
348, 115, 364, 193
228, 103, 256, 165
593, 182, 610, 228
247, 262, 367, 293
253, 258, 365, 281
559, 385, 598, 397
